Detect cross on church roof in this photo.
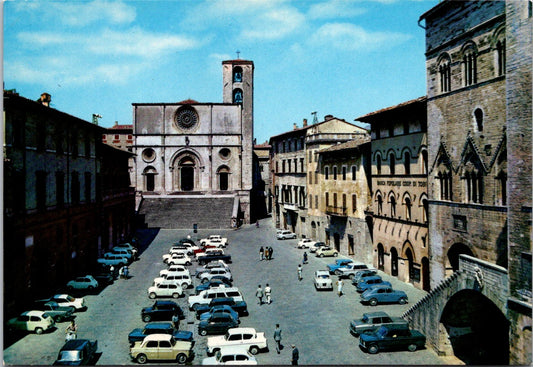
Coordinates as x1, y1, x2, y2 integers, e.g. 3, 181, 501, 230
236, 50, 241, 59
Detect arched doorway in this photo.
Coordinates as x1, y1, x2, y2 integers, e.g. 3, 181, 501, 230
143, 166, 157, 192
334, 233, 340, 252
172, 152, 200, 192
441, 289, 509, 365
390, 247, 399, 276
311, 222, 317, 239
421, 257, 430, 291
180, 158, 195, 191
405, 247, 414, 283
447, 243, 474, 272
377, 243, 385, 270
217, 166, 230, 191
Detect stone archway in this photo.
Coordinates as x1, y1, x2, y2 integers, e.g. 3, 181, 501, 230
447, 243, 474, 272
405, 247, 414, 283
171, 152, 201, 192
440, 289, 509, 365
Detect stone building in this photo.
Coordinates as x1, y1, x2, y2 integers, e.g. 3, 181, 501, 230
3, 90, 135, 317
270, 116, 366, 237
356, 97, 429, 291
252, 141, 272, 219
133, 59, 254, 228
102, 121, 133, 151
405, 1, 531, 364
311, 137, 372, 263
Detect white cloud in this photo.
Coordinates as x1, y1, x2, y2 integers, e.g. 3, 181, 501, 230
241, 7, 306, 40
307, 0, 367, 20
309, 23, 411, 51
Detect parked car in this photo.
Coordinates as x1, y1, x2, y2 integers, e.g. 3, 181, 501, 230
153, 273, 193, 289
197, 253, 232, 266
202, 345, 258, 365
147, 281, 183, 299
356, 276, 392, 293
309, 241, 327, 253
276, 230, 296, 240
37, 294, 86, 311
160, 265, 189, 278
97, 253, 128, 267
194, 297, 249, 318
360, 285, 408, 306
141, 300, 184, 322
111, 247, 135, 262
199, 268, 233, 284
200, 235, 228, 247
326, 259, 354, 274
206, 327, 268, 355
199, 305, 240, 323
202, 238, 227, 248
66, 275, 99, 291
7, 310, 55, 334
351, 269, 378, 285
359, 325, 426, 354
188, 288, 244, 310
114, 242, 138, 258
297, 238, 316, 249
335, 263, 370, 278
169, 245, 194, 256
176, 237, 196, 246
195, 277, 233, 294
313, 270, 333, 291
198, 312, 239, 336
315, 246, 338, 257
129, 334, 194, 364
53, 339, 98, 365
128, 322, 194, 346
194, 260, 229, 278
92, 272, 115, 286
349, 311, 409, 337
197, 248, 225, 260
165, 253, 193, 266
38, 301, 75, 322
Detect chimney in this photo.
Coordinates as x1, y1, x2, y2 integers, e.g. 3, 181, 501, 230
303, 118, 308, 127
324, 114, 333, 121
39, 93, 51, 107
293, 123, 298, 130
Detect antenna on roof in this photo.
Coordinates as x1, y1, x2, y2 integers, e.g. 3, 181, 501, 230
311, 111, 318, 124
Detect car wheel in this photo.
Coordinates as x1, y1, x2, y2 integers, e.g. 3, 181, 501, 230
199, 329, 207, 336
56, 316, 63, 322
369, 298, 378, 306
172, 293, 180, 299
319, 254, 324, 258
176, 353, 187, 364
249, 346, 259, 355
399, 297, 407, 305
407, 343, 417, 352
142, 315, 151, 322
368, 344, 379, 354
333, 252, 338, 257
201, 278, 208, 284
348, 274, 355, 280
186, 261, 192, 266
88, 285, 94, 290
35, 327, 43, 335
136, 354, 148, 364
334, 270, 342, 275
149, 292, 157, 299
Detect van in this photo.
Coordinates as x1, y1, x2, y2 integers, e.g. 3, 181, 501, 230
188, 287, 243, 310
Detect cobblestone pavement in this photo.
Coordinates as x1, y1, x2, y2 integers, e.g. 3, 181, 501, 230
3, 219, 456, 365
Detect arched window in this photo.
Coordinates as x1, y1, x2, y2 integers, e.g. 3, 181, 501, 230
376, 155, 382, 175
324, 166, 329, 180
233, 66, 243, 82
325, 192, 329, 208
333, 166, 338, 180
217, 166, 230, 191
421, 150, 428, 175
496, 170, 507, 206
389, 153, 396, 175
422, 198, 428, 223
377, 194, 383, 215
389, 194, 396, 217
404, 151, 411, 175
233, 89, 243, 103
438, 54, 452, 92
143, 166, 157, 192
404, 196, 412, 220
465, 170, 483, 204
463, 44, 478, 86
474, 108, 483, 132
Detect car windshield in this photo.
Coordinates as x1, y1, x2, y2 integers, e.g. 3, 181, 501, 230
65, 295, 75, 302
215, 350, 223, 361
42, 312, 51, 319
57, 351, 80, 362
361, 315, 369, 323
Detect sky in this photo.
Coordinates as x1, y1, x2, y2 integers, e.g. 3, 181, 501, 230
3, 0, 439, 144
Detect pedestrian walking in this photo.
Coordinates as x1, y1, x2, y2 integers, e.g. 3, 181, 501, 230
264, 284, 272, 304
65, 320, 77, 342
297, 264, 302, 281
256, 285, 264, 305
268, 246, 274, 260
273, 324, 282, 353
172, 313, 180, 329
264, 247, 270, 261
259, 246, 264, 261
123, 265, 129, 279
118, 266, 124, 279
291, 344, 299, 365
303, 252, 308, 264
336, 278, 344, 296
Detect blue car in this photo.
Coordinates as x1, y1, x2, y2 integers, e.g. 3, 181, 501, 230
199, 305, 240, 323
356, 276, 392, 293
128, 322, 193, 346
195, 277, 233, 294
326, 259, 354, 274
360, 285, 408, 306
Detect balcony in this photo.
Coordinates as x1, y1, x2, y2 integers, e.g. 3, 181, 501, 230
326, 205, 347, 216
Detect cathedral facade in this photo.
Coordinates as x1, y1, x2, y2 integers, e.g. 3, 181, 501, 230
133, 60, 254, 227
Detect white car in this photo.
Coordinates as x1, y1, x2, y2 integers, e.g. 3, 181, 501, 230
202, 345, 258, 365
297, 238, 316, 249
115, 242, 139, 257
147, 280, 183, 299
277, 230, 296, 240
200, 235, 228, 247
40, 294, 86, 311
309, 242, 327, 253
160, 265, 190, 277
165, 253, 193, 266
202, 238, 227, 248
66, 275, 99, 290
314, 270, 333, 291
153, 273, 193, 288
169, 246, 193, 256
200, 268, 233, 283
7, 310, 55, 334
206, 327, 268, 355
195, 260, 230, 278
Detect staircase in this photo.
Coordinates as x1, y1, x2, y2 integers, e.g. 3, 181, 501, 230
137, 195, 236, 229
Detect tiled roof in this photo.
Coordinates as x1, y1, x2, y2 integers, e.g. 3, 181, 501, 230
355, 96, 426, 121
109, 124, 133, 130
319, 135, 371, 153
177, 99, 199, 104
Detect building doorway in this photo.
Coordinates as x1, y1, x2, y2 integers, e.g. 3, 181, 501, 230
421, 257, 430, 291
447, 243, 474, 272
377, 243, 385, 270
390, 247, 399, 276
334, 233, 340, 252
